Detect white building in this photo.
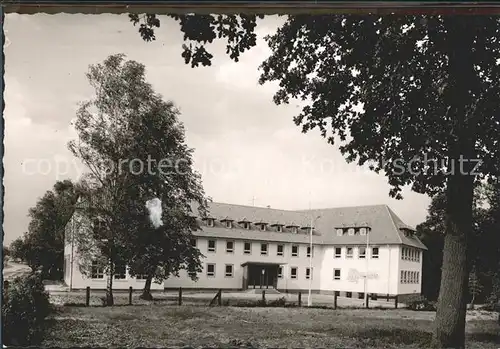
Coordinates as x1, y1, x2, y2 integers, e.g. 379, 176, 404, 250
64, 201, 426, 298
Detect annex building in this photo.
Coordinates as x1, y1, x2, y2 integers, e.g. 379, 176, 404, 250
64, 201, 426, 298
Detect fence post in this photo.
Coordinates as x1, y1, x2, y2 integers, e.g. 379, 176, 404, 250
262, 290, 266, 303
217, 289, 222, 306
128, 287, 133, 305
298, 292, 302, 307
394, 295, 398, 309
334, 292, 337, 309
365, 294, 370, 309
85, 286, 90, 306
178, 287, 182, 306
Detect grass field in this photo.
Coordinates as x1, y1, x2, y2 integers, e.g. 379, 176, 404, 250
43, 303, 499, 348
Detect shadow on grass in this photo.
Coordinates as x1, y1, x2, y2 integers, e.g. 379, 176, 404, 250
354, 328, 433, 346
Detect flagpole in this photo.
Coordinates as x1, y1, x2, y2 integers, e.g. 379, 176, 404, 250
364, 227, 370, 306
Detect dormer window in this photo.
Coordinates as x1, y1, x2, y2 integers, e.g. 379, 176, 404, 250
291, 227, 298, 234
336, 228, 343, 236
255, 221, 268, 231
243, 222, 250, 229
226, 221, 232, 229
348, 228, 355, 236
276, 225, 283, 233
206, 218, 214, 227
360, 227, 367, 236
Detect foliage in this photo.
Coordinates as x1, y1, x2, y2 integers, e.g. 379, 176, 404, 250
10, 180, 81, 279
406, 295, 437, 312
68, 54, 207, 303
3, 245, 9, 263
2, 272, 52, 346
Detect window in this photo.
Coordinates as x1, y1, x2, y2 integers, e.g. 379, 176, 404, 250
346, 247, 353, 258
291, 227, 298, 234
225, 220, 232, 229
277, 244, 284, 256
348, 228, 355, 236
346, 292, 352, 298
259, 224, 266, 231
306, 267, 312, 280
401, 247, 405, 260
292, 245, 299, 257
334, 269, 341, 280
244, 242, 251, 254
358, 292, 364, 299
243, 222, 250, 230
400, 270, 404, 283
190, 238, 197, 247
371, 247, 379, 259
225, 264, 233, 277
359, 247, 366, 259
335, 291, 340, 296
278, 266, 283, 278
290, 267, 298, 279
207, 263, 216, 277
136, 273, 148, 280
208, 239, 216, 252
334, 247, 342, 258
91, 261, 104, 279
114, 264, 126, 280
307, 246, 313, 257
417, 251, 420, 262
336, 228, 343, 236
404, 271, 408, 283
416, 272, 420, 283
207, 219, 214, 227
260, 243, 268, 255
276, 225, 283, 232
360, 227, 367, 236
226, 241, 234, 253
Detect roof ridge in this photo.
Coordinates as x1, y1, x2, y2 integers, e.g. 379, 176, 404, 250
384, 205, 404, 245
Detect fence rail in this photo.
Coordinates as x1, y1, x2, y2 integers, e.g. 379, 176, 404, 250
47, 286, 400, 310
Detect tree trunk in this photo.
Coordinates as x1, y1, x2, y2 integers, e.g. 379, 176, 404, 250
433, 174, 474, 349
469, 294, 475, 310
105, 258, 114, 306
140, 275, 154, 301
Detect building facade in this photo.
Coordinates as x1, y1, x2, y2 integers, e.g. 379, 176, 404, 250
64, 201, 426, 297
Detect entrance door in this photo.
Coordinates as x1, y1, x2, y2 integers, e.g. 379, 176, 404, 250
246, 264, 278, 289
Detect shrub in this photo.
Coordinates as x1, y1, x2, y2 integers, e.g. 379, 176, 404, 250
406, 296, 437, 311
268, 296, 287, 307
2, 273, 52, 346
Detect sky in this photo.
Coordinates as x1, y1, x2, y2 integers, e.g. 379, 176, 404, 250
3, 14, 431, 244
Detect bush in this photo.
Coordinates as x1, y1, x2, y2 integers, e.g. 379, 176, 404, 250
406, 296, 437, 311
2, 273, 52, 346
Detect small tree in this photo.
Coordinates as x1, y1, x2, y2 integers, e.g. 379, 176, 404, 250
468, 266, 483, 310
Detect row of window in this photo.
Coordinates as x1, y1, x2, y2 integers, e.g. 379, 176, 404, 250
203, 218, 372, 238
204, 218, 302, 233
90, 262, 150, 280
400, 270, 420, 284
193, 239, 380, 259
336, 227, 370, 236
401, 247, 421, 262
197, 239, 315, 257
334, 246, 379, 259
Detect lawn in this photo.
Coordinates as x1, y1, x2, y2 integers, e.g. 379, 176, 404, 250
43, 304, 499, 348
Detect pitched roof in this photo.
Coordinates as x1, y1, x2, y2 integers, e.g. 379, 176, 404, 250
190, 202, 427, 250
